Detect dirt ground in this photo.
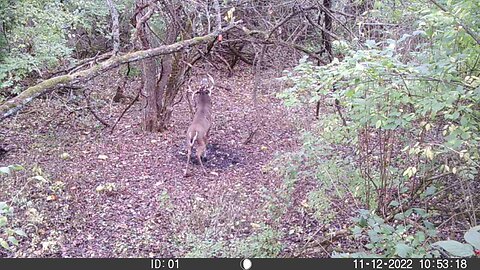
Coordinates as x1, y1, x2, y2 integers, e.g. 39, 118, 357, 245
0, 66, 323, 257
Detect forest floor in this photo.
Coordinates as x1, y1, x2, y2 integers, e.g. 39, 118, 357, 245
0, 65, 343, 257
1, 63, 477, 258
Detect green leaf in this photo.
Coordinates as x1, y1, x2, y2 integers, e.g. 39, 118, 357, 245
9, 164, 24, 171
358, 216, 368, 227
0, 239, 9, 250
33, 175, 47, 182
7, 236, 18, 246
352, 226, 363, 237
464, 229, 480, 250
413, 208, 428, 218
365, 40, 377, 48
415, 231, 426, 243
433, 240, 474, 257
0, 216, 7, 227
0, 167, 11, 175
14, 228, 27, 237
368, 230, 380, 243
424, 186, 436, 197
395, 243, 413, 257
389, 200, 400, 207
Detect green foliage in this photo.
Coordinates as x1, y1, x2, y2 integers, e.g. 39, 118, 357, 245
0, 0, 117, 97
183, 232, 226, 258
432, 226, 480, 257
278, 0, 480, 210
232, 225, 283, 258
179, 225, 282, 258
0, 165, 27, 251
0, 164, 25, 175
277, 0, 479, 258
335, 209, 439, 258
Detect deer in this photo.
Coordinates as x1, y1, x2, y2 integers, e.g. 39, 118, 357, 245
184, 76, 214, 177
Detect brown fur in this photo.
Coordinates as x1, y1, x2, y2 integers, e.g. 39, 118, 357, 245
184, 90, 212, 176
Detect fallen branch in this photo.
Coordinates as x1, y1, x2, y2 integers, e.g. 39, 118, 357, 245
0, 22, 240, 122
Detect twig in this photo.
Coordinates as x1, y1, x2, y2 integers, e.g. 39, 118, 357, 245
334, 99, 348, 126
110, 85, 141, 133
243, 124, 260, 144
83, 89, 110, 127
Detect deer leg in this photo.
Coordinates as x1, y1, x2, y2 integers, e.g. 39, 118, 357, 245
196, 141, 207, 175
184, 144, 192, 176
203, 129, 210, 159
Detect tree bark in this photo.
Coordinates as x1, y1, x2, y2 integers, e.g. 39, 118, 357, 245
135, 1, 160, 131
322, 0, 333, 61
155, 10, 182, 131
106, 0, 120, 55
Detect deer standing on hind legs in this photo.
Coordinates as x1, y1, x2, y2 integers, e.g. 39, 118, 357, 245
184, 76, 214, 177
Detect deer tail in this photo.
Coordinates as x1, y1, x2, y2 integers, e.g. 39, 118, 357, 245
189, 131, 198, 146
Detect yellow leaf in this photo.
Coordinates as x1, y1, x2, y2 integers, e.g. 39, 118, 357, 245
403, 166, 417, 178
60, 152, 71, 160
250, 222, 261, 229
300, 200, 310, 208
425, 146, 434, 160
98, 154, 108, 160
224, 7, 235, 22
96, 185, 105, 192
444, 164, 450, 172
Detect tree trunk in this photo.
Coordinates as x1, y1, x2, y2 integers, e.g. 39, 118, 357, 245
156, 7, 191, 131
135, 1, 160, 132
106, 0, 120, 55
142, 57, 159, 131
157, 55, 184, 131
322, 0, 333, 61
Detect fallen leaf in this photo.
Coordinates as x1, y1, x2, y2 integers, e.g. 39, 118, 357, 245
98, 154, 108, 160
250, 222, 261, 229
60, 152, 71, 160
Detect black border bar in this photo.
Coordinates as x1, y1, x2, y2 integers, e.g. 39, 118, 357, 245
0, 258, 479, 270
